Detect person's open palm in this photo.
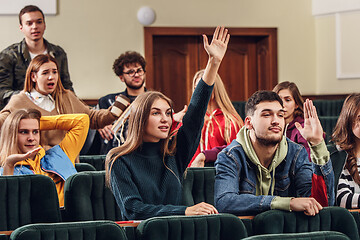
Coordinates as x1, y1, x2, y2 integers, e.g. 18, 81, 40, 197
295, 99, 323, 146
203, 26, 230, 63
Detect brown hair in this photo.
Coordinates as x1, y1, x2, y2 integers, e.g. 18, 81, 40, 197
19, 5, 45, 25
0, 109, 41, 166
105, 91, 177, 185
273, 81, 304, 117
332, 93, 360, 184
24, 54, 70, 114
192, 70, 243, 144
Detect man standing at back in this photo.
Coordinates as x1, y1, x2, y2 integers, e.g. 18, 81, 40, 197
215, 90, 334, 216
0, 5, 73, 109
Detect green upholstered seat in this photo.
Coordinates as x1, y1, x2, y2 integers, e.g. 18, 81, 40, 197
232, 101, 246, 120
136, 214, 248, 240
10, 220, 127, 240
252, 207, 359, 240
313, 99, 344, 117
75, 163, 96, 172
0, 175, 61, 231
79, 155, 106, 171
318, 116, 339, 144
63, 171, 121, 222
182, 167, 216, 206
327, 144, 346, 196
242, 231, 350, 240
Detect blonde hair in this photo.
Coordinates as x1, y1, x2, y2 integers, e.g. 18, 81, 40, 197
105, 91, 177, 185
0, 109, 41, 166
24, 54, 71, 114
192, 70, 243, 144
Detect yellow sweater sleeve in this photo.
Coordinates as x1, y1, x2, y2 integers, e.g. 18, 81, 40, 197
40, 114, 90, 164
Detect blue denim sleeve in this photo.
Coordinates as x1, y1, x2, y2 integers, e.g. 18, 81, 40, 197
214, 147, 276, 215
292, 144, 335, 206
312, 155, 335, 206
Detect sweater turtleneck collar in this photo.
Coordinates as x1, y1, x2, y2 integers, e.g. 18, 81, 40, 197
137, 141, 162, 156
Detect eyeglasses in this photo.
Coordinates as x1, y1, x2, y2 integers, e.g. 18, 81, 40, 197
123, 68, 145, 77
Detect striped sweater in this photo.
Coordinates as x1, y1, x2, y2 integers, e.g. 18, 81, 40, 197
336, 158, 360, 208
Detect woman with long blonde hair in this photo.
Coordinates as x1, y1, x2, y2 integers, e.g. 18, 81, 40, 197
106, 26, 228, 220
188, 70, 243, 167
333, 93, 360, 208
0, 54, 128, 150
0, 109, 89, 206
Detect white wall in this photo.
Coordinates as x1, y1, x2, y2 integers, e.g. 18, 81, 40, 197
0, 0, 318, 98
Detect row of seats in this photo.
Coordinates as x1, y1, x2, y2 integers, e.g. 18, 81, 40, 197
2, 208, 357, 239
0, 140, 353, 239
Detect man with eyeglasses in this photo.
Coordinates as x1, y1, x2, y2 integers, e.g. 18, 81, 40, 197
97, 51, 147, 154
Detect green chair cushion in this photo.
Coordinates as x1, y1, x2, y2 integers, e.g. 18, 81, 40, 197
252, 207, 359, 240
64, 171, 121, 221
242, 231, 350, 240
79, 155, 106, 171
0, 175, 61, 231
136, 214, 248, 240
182, 167, 216, 206
10, 220, 127, 240
75, 163, 96, 172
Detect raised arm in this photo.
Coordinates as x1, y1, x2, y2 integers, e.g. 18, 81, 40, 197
202, 26, 230, 86
295, 99, 323, 146
40, 114, 89, 162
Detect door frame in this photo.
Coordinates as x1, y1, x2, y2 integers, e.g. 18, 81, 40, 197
144, 27, 278, 93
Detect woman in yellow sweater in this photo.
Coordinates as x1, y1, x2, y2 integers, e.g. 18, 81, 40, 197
0, 109, 89, 206
0, 54, 129, 150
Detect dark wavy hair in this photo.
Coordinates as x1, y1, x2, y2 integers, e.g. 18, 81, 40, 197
332, 93, 360, 185
245, 90, 283, 117
112, 51, 146, 76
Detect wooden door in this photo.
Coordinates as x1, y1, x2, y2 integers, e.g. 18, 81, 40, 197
145, 27, 277, 112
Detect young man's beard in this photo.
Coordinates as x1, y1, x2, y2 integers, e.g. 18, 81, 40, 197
253, 128, 282, 147
124, 78, 145, 90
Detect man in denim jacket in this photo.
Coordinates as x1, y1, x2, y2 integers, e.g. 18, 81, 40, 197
214, 91, 334, 216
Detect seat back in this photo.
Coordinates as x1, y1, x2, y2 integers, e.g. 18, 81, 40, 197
242, 231, 350, 240
313, 99, 344, 116
64, 171, 121, 221
327, 144, 347, 195
79, 155, 106, 171
182, 167, 216, 206
75, 163, 96, 172
136, 214, 248, 240
318, 116, 339, 144
0, 175, 61, 231
10, 220, 127, 240
232, 101, 246, 120
252, 207, 359, 240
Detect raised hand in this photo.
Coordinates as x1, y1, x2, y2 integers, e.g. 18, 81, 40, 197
3, 147, 42, 175
173, 105, 187, 123
203, 26, 230, 64
295, 99, 324, 146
